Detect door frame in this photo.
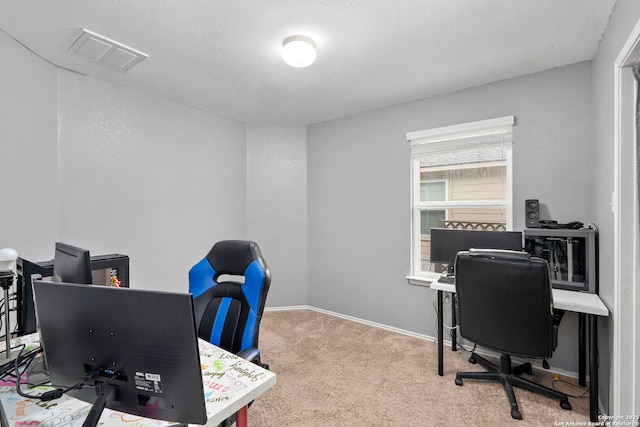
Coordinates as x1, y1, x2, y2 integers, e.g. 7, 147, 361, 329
612, 16, 640, 416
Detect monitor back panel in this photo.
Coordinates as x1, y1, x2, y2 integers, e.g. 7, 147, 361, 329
32, 281, 207, 424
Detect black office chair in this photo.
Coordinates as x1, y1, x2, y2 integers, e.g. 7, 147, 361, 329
453, 249, 571, 420
188, 240, 271, 368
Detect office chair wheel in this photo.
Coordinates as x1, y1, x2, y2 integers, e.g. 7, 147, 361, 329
468, 356, 477, 364
511, 409, 522, 420
560, 400, 572, 410
455, 376, 463, 386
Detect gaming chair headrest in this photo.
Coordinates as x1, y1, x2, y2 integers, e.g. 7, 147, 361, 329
205, 240, 267, 277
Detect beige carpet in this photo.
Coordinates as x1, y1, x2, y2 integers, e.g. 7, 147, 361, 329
248, 309, 590, 426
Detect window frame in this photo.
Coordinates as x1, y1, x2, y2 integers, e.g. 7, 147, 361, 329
419, 179, 448, 235
407, 116, 514, 284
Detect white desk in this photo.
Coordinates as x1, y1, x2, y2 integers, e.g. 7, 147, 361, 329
430, 281, 608, 422
0, 337, 276, 427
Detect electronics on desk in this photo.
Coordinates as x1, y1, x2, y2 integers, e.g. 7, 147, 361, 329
525, 199, 540, 228
15, 247, 130, 336
31, 281, 207, 426
430, 228, 524, 275
437, 274, 455, 284
524, 227, 597, 294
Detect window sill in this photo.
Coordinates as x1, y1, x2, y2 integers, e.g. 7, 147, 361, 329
406, 275, 436, 287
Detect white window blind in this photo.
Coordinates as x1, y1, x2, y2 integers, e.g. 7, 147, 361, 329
406, 116, 515, 280
408, 116, 514, 156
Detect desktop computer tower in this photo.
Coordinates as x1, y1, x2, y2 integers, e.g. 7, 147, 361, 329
524, 228, 597, 294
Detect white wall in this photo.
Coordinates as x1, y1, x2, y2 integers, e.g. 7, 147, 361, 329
591, 0, 640, 415
56, 71, 248, 292
307, 62, 593, 373
247, 124, 308, 306
1, 31, 57, 260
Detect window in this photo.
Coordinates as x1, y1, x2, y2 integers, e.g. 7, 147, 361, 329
420, 181, 447, 234
407, 116, 514, 280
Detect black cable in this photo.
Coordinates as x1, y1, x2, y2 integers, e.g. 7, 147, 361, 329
0, 343, 28, 383
1, 344, 39, 389
15, 361, 101, 401
551, 378, 590, 399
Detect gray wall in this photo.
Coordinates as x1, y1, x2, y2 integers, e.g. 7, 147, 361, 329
591, 0, 640, 415
56, 71, 247, 292
1, 30, 58, 260
247, 124, 308, 306
2, 28, 249, 293
2, 30, 309, 304
307, 61, 593, 373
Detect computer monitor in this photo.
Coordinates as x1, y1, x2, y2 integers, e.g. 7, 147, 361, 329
430, 228, 523, 273
32, 281, 207, 426
53, 242, 92, 284
16, 253, 130, 336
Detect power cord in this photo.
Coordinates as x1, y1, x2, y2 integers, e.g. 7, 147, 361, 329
15, 356, 101, 401
432, 291, 477, 352
0, 344, 38, 383
551, 376, 590, 399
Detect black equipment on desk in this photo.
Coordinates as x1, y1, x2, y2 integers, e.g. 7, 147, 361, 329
32, 281, 207, 427
430, 228, 523, 275
53, 242, 92, 285
16, 251, 130, 336
524, 228, 597, 294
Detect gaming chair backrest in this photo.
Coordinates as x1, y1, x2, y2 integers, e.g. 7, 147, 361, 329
188, 240, 271, 354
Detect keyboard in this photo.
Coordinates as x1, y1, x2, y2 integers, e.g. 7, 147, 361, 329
437, 275, 455, 284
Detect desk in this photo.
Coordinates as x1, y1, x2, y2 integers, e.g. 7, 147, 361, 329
430, 281, 608, 422
0, 337, 276, 427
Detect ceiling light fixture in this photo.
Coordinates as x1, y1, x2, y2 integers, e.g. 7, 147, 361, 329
282, 35, 316, 68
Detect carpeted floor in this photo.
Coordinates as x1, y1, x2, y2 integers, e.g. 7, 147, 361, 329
248, 309, 591, 426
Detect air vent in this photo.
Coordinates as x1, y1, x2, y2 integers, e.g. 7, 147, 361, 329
67, 29, 148, 72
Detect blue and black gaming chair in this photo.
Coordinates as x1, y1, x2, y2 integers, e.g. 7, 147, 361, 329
188, 240, 271, 368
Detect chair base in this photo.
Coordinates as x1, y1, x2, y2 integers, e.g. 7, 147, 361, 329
455, 352, 572, 420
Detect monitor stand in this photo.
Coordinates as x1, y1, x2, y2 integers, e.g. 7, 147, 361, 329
83, 383, 119, 427
1, 273, 20, 365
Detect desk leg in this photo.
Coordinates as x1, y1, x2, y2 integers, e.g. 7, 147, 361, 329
437, 290, 444, 376
451, 294, 457, 352
579, 313, 586, 387
236, 405, 249, 427
589, 314, 598, 422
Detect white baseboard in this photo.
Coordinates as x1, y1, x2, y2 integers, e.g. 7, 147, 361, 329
264, 305, 583, 381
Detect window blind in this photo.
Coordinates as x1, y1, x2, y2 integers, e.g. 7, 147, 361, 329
407, 116, 515, 156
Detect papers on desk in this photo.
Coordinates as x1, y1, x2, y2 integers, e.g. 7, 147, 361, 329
0, 338, 276, 427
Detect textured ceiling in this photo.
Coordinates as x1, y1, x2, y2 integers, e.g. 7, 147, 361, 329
0, 0, 617, 125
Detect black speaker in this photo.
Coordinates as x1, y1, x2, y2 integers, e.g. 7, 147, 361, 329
525, 199, 540, 228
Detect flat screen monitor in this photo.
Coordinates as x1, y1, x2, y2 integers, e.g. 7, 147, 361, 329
53, 242, 92, 284
430, 228, 523, 272
32, 281, 207, 426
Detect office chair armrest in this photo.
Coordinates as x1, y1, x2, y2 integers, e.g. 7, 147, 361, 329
236, 347, 260, 362
236, 347, 269, 370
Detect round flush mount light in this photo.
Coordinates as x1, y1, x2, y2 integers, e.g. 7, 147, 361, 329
282, 35, 316, 68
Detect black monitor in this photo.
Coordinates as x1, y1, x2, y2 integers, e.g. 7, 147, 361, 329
53, 242, 92, 284
16, 253, 130, 336
430, 228, 523, 273
32, 281, 207, 426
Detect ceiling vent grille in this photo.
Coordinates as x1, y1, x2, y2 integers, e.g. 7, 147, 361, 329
67, 29, 148, 72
